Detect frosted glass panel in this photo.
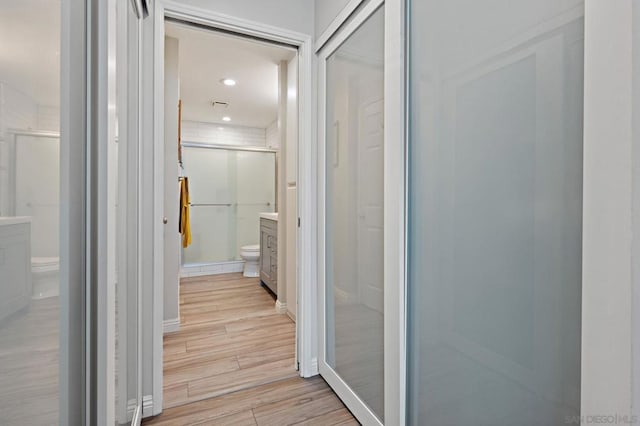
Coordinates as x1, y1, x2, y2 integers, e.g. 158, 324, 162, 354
407, 1, 583, 424
325, 6, 385, 421
182, 146, 275, 264
15, 135, 60, 257
0, 0, 63, 422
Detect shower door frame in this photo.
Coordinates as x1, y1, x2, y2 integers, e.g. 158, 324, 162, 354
316, 0, 407, 424
179, 142, 279, 268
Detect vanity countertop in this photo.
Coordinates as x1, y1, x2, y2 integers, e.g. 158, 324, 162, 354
259, 212, 278, 221
0, 216, 31, 226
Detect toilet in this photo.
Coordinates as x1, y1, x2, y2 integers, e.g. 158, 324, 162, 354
31, 257, 60, 299
240, 244, 260, 277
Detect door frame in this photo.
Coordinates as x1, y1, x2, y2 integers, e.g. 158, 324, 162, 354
141, 0, 317, 415
316, 0, 407, 424
582, 0, 637, 416
60, 0, 90, 423
114, 0, 147, 422
61, 0, 117, 424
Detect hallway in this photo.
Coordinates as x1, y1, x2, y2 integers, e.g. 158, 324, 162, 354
143, 273, 357, 425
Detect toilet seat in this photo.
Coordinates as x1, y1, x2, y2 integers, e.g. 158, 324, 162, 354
32, 256, 60, 273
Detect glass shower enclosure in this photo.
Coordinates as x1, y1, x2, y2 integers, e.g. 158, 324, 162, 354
181, 144, 276, 266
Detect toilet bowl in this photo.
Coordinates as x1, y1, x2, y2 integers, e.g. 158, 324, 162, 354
240, 244, 260, 277
32, 257, 60, 299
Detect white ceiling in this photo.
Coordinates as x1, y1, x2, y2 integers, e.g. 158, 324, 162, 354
0, 0, 61, 107
166, 22, 295, 128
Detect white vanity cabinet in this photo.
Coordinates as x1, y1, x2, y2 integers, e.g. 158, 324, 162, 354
0, 218, 31, 322
259, 216, 277, 295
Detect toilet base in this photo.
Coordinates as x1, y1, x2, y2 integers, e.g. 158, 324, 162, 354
243, 260, 260, 277
32, 271, 59, 300
33, 286, 59, 300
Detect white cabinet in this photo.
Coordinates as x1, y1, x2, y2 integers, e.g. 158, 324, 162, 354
0, 219, 31, 322
260, 217, 277, 295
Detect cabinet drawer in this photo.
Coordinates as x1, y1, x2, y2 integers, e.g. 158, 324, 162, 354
270, 264, 277, 284
260, 218, 277, 233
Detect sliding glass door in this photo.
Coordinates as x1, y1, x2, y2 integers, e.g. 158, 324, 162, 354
319, 2, 388, 424
407, 0, 584, 424
181, 145, 276, 265
0, 0, 112, 423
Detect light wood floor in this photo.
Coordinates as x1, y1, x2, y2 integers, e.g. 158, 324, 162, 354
0, 297, 58, 426
143, 273, 358, 426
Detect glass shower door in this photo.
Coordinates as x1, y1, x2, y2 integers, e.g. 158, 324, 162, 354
235, 150, 276, 250
183, 148, 237, 263
181, 146, 276, 265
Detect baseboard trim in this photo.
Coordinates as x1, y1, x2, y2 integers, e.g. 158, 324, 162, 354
163, 317, 180, 334
180, 261, 244, 278
310, 357, 319, 376
275, 300, 287, 314
142, 395, 154, 418
286, 309, 296, 322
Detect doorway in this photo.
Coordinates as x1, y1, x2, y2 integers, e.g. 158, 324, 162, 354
141, 0, 320, 420
146, 17, 343, 423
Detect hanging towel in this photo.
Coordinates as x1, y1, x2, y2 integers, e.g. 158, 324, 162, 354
179, 177, 192, 248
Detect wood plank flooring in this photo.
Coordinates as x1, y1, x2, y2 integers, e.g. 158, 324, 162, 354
0, 297, 59, 426
143, 273, 358, 426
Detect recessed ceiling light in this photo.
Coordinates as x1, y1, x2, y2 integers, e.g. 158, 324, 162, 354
221, 78, 236, 86
222, 116, 231, 122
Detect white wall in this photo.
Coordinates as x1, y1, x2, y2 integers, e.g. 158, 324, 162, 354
266, 120, 278, 149
163, 36, 181, 326
173, 0, 314, 36
0, 82, 38, 136
314, 0, 352, 40
182, 120, 266, 147
37, 106, 60, 132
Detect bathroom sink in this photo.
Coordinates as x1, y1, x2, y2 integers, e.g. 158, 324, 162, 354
259, 212, 278, 221
0, 216, 32, 226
